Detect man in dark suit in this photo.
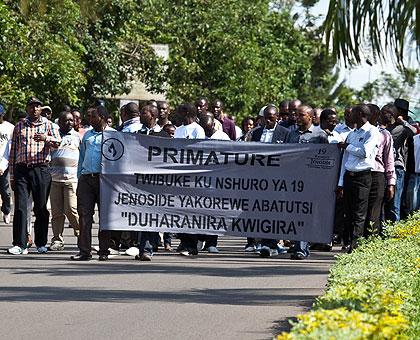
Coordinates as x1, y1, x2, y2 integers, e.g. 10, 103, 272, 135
249, 105, 290, 257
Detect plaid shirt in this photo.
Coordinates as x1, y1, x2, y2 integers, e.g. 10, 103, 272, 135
9, 116, 61, 181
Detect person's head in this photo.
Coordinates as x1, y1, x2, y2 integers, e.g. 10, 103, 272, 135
288, 99, 302, 124
84, 107, 95, 127
58, 111, 74, 134
367, 103, 381, 125
195, 97, 208, 114
380, 104, 398, 126
90, 105, 109, 132
241, 117, 254, 134
177, 103, 198, 125
26, 97, 42, 121
349, 104, 371, 128
320, 109, 337, 132
146, 99, 158, 108
394, 98, 410, 120
344, 106, 353, 127
62, 104, 71, 112
123, 102, 140, 122
263, 105, 279, 130
296, 105, 313, 130
40, 106, 52, 120
212, 99, 224, 119
163, 123, 176, 138
199, 114, 215, 137
279, 100, 289, 121
17, 110, 27, 123
312, 108, 322, 126
71, 109, 82, 131
106, 116, 113, 127
140, 104, 159, 128
157, 101, 170, 121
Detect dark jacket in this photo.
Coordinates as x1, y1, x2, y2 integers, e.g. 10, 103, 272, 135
250, 124, 290, 144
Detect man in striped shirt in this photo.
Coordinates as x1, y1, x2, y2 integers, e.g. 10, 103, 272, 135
8, 97, 61, 255
49, 111, 81, 251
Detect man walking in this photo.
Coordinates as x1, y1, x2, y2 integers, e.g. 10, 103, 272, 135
8, 97, 61, 255
49, 111, 81, 251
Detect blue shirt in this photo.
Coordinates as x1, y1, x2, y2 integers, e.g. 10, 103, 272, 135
78, 126, 115, 177
119, 117, 143, 133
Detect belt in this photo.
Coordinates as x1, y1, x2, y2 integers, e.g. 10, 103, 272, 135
82, 173, 100, 177
346, 170, 371, 177
17, 163, 49, 168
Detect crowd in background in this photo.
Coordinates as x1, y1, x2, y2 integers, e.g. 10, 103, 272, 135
1, 95, 419, 262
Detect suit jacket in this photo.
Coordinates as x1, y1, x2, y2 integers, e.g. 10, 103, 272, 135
250, 124, 290, 144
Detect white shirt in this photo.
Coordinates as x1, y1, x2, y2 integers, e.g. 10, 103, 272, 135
174, 122, 205, 139
260, 124, 276, 143
121, 117, 143, 133
338, 122, 380, 186
209, 130, 230, 140
0, 121, 15, 171
327, 130, 344, 144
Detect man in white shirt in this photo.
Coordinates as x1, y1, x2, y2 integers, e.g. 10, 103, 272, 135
337, 104, 380, 252
0, 104, 14, 223
174, 103, 205, 256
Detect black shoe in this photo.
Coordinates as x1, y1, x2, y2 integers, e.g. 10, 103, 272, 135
290, 252, 306, 260
70, 253, 91, 261
98, 254, 109, 261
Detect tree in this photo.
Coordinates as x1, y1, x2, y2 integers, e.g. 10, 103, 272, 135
323, 0, 419, 67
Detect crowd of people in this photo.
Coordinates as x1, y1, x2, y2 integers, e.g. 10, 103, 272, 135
1, 95, 419, 262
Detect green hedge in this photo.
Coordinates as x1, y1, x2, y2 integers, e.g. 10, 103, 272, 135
278, 212, 420, 339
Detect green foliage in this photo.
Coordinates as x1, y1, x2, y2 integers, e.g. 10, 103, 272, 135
141, 0, 317, 120
278, 212, 420, 339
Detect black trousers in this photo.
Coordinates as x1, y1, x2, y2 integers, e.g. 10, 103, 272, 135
77, 175, 110, 256
0, 168, 11, 215
343, 170, 372, 248
364, 171, 386, 236
13, 164, 51, 248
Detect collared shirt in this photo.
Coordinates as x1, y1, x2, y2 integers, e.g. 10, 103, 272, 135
373, 127, 396, 185
338, 121, 380, 186
50, 129, 81, 182
324, 129, 344, 144
78, 126, 115, 177
260, 124, 276, 143
286, 124, 329, 144
208, 130, 230, 140
174, 122, 205, 139
9, 116, 61, 181
139, 124, 162, 135
119, 117, 143, 133
334, 123, 353, 141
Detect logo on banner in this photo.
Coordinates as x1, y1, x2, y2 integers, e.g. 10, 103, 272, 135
102, 138, 125, 161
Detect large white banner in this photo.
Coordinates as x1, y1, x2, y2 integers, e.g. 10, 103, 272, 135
100, 131, 341, 243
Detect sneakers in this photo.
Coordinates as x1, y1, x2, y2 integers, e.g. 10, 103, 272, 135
125, 247, 140, 257
135, 253, 152, 261
49, 241, 64, 251
179, 249, 198, 256
290, 252, 307, 260
3, 213, 10, 224
37, 246, 48, 254
7, 245, 28, 255
259, 246, 278, 258
244, 245, 256, 252
70, 253, 91, 261
207, 246, 219, 253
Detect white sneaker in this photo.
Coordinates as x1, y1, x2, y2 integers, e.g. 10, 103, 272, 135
49, 242, 64, 251
3, 213, 10, 224
124, 247, 139, 257
7, 246, 28, 255
244, 245, 256, 252
208, 246, 219, 253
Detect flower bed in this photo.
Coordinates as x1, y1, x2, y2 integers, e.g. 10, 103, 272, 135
278, 212, 420, 339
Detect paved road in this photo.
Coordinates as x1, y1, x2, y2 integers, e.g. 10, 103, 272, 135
0, 224, 338, 340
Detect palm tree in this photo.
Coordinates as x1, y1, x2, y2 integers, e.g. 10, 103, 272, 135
323, 0, 419, 68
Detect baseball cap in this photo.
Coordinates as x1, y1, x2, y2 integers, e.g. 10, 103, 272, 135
26, 97, 43, 106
